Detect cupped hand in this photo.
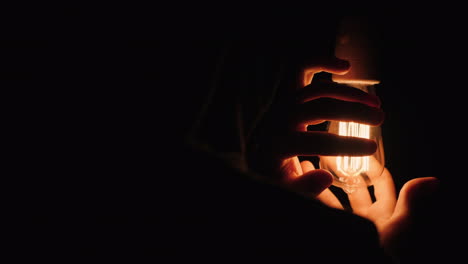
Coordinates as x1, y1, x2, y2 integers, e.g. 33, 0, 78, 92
301, 158, 439, 258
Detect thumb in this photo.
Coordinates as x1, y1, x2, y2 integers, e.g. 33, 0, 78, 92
393, 177, 440, 218
286, 169, 333, 197
380, 177, 440, 259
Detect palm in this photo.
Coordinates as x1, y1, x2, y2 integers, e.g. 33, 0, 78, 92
294, 159, 438, 256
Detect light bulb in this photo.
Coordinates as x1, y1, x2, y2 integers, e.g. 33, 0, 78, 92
319, 15, 385, 193
319, 82, 385, 194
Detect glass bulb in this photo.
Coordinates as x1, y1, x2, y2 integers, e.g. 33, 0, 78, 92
319, 83, 385, 194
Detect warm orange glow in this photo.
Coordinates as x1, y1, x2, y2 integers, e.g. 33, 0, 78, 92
337, 122, 370, 177
333, 79, 380, 85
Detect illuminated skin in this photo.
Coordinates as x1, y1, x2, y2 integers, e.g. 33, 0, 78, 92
262, 57, 383, 190
267, 57, 439, 257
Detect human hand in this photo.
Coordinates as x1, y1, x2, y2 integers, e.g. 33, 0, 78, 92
247, 57, 383, 196
246, 52, 440, 260
300, 157, 439, 259
292, 58, 440, 260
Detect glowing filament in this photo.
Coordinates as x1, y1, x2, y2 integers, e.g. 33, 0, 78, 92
337, 122, 370, 176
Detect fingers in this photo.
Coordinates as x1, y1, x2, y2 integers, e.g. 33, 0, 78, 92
277, 131, 377, 159
294, 98, 384, 128
286, 168, 333, 197
300, 160, 343, 209
284, 160, 331, 197
345, 161, 395, 220
279, 157, 303, 180
316, 189, 344, 210
371, 167, 397, 219
302, 57, 350, 86
348, 186, 373, 217
295, 63, 383, 131
392, 177, 440, 218
300, 159, 315, 172
298, 80, 381, 108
